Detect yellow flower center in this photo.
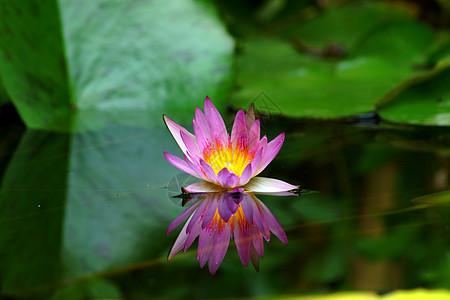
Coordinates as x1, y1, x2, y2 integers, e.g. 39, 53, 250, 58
202, 139, 254, 176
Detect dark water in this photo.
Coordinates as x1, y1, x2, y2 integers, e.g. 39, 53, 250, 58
0, 115, 449, 299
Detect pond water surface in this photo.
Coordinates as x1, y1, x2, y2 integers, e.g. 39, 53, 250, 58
0, 114, 449, 299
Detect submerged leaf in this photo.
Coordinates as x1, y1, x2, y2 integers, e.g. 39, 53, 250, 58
412, 190, 450, 206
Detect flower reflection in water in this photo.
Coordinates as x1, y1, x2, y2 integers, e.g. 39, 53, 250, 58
167, 190, 297, 275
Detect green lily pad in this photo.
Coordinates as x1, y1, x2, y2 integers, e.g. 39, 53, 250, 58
232, 4, 433, 118
0, 0, 233, 131
378, 58, 450, 126
0, 76, 10, 105
279, 2, 402, 49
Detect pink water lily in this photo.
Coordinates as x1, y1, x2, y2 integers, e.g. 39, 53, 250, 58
167, 190, 288, 275
163, 96, 298, 192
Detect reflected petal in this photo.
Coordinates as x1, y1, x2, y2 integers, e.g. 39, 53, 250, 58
218, 193, 241, 222
198, 226, 214, 268
249, 243, 260, 272
168, 214, 193, 260
202, 196, 219, 229
167, 188, 292, 274
167, 201, 200, 235
234, 220, 251, 266
256, 198, 288, 245
240, 194, 254, 224
186, 199, 208, 233
209, 224, 231, 272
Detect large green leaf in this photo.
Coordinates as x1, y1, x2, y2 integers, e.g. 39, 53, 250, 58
0, 1, 71, 127
231, 4, 433, 118
0, 0, 234, 131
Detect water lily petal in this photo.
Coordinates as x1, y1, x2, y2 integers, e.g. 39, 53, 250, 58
183, 181, 224, 193
163, 115, 196, 155
218, 193, 240, 222
240, 194, 254, 225
194, 107, 212, 146
251, 136, 267, 176
249, 195, 270, 240
167, 201, 200, 235
212, 224, 231, 267
257, 200, 288, 245
163, 152, 201, 179
202, 195, 219, 229
180, 130, 200, 157
255, 133, 285, 175
244, 177, 299, 193
183, 154, 209, 181
217, 168, 239, 188
256, 135, 268, 152
185, 216, 201, 251
234, 221, 251, 266
255, 191, 300, 196
251, 225, 264, 258
187, 199, 208, 233
248, 119, 260, 149
165, 98, 295, 274
249, 243, 260, 272
198, 227, 214, 268
249, 148, 263, 178
231, 109, 248, 150
238, 164, 252, 186
193, 119, 207, 153
245, 103, 255, 131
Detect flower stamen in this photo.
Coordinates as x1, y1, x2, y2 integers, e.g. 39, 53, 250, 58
203, 139, 254, 176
